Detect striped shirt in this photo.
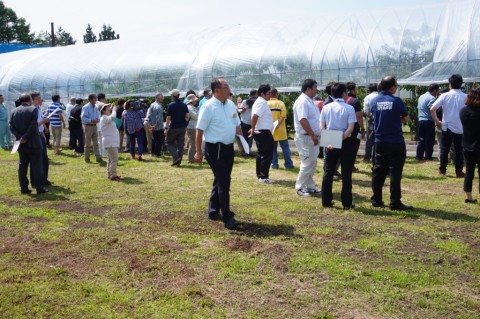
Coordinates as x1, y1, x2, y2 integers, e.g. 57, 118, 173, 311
47, 102, 63, 127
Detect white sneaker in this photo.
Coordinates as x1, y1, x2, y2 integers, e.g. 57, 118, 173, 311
258, 178, 273, 184
296, 189, 311, 197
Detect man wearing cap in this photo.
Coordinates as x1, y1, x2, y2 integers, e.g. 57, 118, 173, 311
195, 77, 243, 230
185, 93, 199, 163
81, 94, 102, 163
146, 93, 165, 157
164, 89, 189, 166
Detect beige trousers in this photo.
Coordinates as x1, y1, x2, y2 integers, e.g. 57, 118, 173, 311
106, 147, 119, 178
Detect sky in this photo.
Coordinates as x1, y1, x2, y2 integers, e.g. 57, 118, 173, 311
3, 0, 446, 44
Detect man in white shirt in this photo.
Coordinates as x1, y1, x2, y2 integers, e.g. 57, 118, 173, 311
320, 82, 357, 208
249, 84, 274, 183
430, 74, 466, 177
195, 77, 243, 230
66, 97, 76, 149
293, 79, 322, 197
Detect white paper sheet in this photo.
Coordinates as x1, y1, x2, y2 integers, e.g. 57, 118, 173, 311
47, 107, 61, 119
319, 130, 343, 149
11, 140, 20, 154
273, 120, 280, 131
236, 134, 250, 154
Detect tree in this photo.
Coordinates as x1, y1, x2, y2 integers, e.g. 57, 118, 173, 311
83, 24, 97, 43
56, 26, 76, 45
98, 24, 119, 41
0, 1, 35, 44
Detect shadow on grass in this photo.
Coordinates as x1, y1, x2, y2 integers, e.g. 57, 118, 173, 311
236, 222, 301, 238
121, 177, 144, 185
359, 206, 478, 222
31, 184, 73, 201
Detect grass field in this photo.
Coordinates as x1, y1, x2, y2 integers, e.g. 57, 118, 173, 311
0, 147, 479, 319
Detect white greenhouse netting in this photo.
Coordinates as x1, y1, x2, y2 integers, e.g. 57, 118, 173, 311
0, 0, 479, 107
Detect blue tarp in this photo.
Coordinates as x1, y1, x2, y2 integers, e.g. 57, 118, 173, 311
0, 43, 46, 54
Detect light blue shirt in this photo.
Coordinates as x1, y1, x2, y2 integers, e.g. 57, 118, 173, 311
36, 106, 45, 133
417, 91, 435, 122
0, 104, 9, 122
81, 102, 100, 124
196, 96, 240, 144
319, 99, 357, 134
198, 96, 208, 110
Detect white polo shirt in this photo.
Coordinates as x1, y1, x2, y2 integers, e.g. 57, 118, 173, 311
251, 96, 273, 131
293, 93, 321, 135
196, 96, 240, 144
431, 89, 467, 134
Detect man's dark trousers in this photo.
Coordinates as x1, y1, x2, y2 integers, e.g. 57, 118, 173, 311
19, 144, 43, 192
253, 130, 274, 179
416, 120, 435, 160
439, 129, 463, 173
205, 142, 235, 222
372, 142, 406, 206
322, 137, 356, 207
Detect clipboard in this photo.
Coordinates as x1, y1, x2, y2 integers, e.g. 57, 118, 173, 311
236, 134, 250, 154
319, 130, 343, 149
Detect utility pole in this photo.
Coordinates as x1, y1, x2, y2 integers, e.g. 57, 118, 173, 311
51, 22, 55, 47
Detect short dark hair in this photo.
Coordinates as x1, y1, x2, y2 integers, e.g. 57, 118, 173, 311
331, 82, 347, 99
270, 88, 279, 97
203, 89, 211, 96
97, 93, 106, 100
346, 82, 356, 92
52, 94, 60, 102
118, 98, 126, 106
367, 83, 378, 93
186, 89, 196, 97
465, 86, 480, 108
428, 83, 439, 93
301, 79, 317, 93
88, 93, 97, 102
325, 81, 335, 95
448, 74, 463, 89
249, 89, 258, 97
258, 83, 271, 96
19, 93, 32, 104
379, 75, 398, 92
76, 98, 83, 105
124, 99, 135, 110
15, 99, 21, 107
211, 77, 225, 92
30, 91, 41, 100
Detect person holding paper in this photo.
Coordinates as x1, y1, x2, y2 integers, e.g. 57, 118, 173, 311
9, 93, 48, 195
195, 77, 243, 230
370, 75, 412, 211
46, 95, 66, 155
268, 88, 294, 170
293, 79, 322, 197
319, 82, 357, 209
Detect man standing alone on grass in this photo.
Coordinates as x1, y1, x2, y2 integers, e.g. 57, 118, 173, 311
293, 79, 322, 197
0, 94, 13, 150
370, 75, 412, 211
194, 77, 242, 230
249, 84, 274, 183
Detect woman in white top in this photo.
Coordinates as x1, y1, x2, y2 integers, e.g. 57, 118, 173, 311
100, 104, 123, 181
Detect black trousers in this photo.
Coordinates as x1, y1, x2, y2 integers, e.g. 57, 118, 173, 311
322, 137, 356, 206
240, 122, 253, 149
19, 145, 43, 192
205, 142, 235, 222
152, 129, 164, 156
416, 120, 435, 160
463, 149, 480, 193
440, 129, 463, 173
364, 121, 374, 160
253, 130, 274, 179
372, 142, 406, 205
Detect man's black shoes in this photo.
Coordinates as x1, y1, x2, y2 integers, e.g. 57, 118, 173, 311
224, 217, 239, 230
389, 202, 413, 211
208, 212, 222, 221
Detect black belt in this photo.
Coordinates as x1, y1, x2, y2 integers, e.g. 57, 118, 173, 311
84, 124, 96, 126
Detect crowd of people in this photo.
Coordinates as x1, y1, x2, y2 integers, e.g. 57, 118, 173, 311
4, 73, 480, 229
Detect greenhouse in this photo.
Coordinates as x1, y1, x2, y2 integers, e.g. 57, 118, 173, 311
0, 0, 479, 106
